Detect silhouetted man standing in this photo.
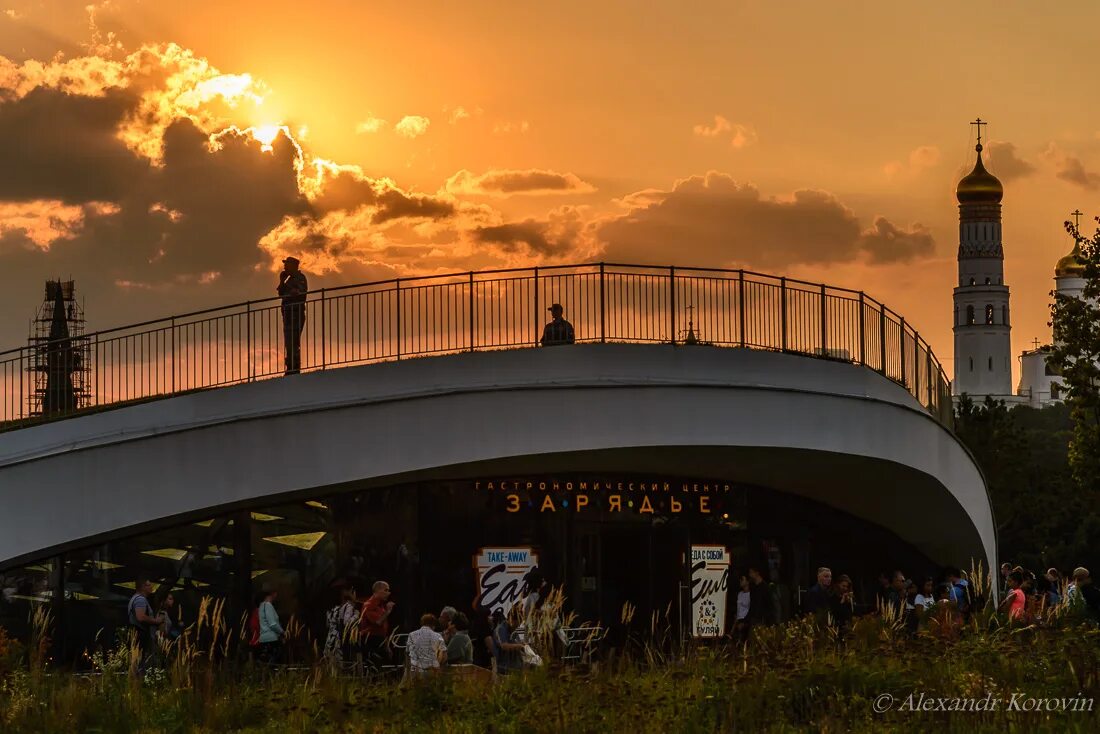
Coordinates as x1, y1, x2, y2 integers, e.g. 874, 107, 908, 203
540, 303, 575, 346
277, 256, 308, 375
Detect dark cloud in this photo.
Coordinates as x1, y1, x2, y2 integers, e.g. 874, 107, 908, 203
0, 100, 314, 345
308, 170, 379, 214
0, 87, 149, 203
598, 172, 934, 269
306, 167, 455, 222
473, 206, 590, 258
155, 120, 308, 275
985, 141, 1035, 181
1056, 156, 1100, 190
475, 221, 561, 255
858, 217, 935, 264
372, 188, 454, 223
0, 48, 472, 350
446, 168, 595, 196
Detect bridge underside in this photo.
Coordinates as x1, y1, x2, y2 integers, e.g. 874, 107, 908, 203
0, 344, 994, 569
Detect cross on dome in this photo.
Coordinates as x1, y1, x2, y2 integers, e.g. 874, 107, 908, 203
956, 117, 1003, 205
970, 118, 987, 150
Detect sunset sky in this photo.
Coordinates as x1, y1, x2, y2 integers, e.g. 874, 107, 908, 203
1, 1, 1098, 381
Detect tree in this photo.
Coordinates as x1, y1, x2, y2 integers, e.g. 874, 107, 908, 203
954, 397, 1096, 572
1048, 217, 1100, 488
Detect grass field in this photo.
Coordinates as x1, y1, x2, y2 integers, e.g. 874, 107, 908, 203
1, 586, 1098, 733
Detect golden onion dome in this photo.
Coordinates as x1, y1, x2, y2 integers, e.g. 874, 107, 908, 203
956, 144, 1003, 204
1055, 242, 1086, 278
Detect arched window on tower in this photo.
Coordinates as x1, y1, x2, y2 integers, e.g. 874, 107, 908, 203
988, 356, 993, 371
969, 357, 974, 372
985, 304, 994, 324
985, 277, 991, 285
1002, 305, 1008, 326
969, 277, 976, 286
966, 305, 975, 325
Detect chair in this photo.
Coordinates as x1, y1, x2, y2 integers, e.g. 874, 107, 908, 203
556, 625, 606, 665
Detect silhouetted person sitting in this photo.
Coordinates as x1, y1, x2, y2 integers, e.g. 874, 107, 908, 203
540, 303, 575, 346
277, 256, 308, 374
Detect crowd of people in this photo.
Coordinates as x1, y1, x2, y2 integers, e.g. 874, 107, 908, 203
121, 560, 1100, 675
256, 574, 556, 676
732, 562, 1100, 640
119, 567, 553, 676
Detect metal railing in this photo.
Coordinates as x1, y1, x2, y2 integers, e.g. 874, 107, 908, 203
0, 263, 953, 430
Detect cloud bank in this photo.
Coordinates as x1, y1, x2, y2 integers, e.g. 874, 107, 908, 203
0, 42, 936, 349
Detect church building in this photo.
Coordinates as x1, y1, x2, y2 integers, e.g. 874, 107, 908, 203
950, 120, 1089, 408
1016, 219, 1087, 408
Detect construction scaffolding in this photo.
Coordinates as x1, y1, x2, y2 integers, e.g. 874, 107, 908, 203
28, 280, 91, 416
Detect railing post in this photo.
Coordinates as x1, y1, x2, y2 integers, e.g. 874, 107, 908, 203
900, 316, 907, 387
469, 272, 475, 352
879, 304, 887, 375
171, 318, 176, 394
780, 277, 788, 352
926, 347, 934, 408
320, 289, 327, 370
738, 270, 746, 348
93, 334, 99, 409
857, 292, 865, 366
669, 266, 677, 344
246, 302, 252, 381
533, 267, 539, 346
599, 262, 606, 343
396, 278, 402, 360
819, 284, 827, 357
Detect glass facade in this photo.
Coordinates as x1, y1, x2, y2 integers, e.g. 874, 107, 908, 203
0, 474, 934, 662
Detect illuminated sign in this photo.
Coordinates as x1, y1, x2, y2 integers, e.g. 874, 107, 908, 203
473, 547, 539, 614
473, 477, 732, 515
690, 545, 730, 638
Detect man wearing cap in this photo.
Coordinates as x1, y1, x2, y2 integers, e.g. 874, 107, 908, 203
277, 256, 308, 374
540, 303, 575, 346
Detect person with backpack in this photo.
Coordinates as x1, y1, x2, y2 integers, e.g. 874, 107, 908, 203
323, 599, 344, 671
128, 579, 164, 673
257, 588, 285, 664
323, 585, 363, 673
944, 568, 971, 615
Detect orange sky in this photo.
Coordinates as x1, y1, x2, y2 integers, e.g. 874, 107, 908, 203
0, 0, 1098, 383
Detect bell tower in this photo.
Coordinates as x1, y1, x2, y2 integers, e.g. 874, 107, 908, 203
952, 119, 1012, 398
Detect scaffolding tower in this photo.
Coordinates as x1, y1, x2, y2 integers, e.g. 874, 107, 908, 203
28, 280, 91, 416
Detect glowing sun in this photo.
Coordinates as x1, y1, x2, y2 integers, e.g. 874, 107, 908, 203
251, 124, 283, 150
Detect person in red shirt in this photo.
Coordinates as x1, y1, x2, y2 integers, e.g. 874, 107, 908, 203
359, 580, 395, 667
999, 571, 1026, 622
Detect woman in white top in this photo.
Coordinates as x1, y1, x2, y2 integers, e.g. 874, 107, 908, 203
735, 574, 751, 622
733, 574, 751, 641
913, 577, 936, 610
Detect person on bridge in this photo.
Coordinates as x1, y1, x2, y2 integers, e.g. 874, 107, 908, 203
540, 303, 575, 346
277, 256, 308, 375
